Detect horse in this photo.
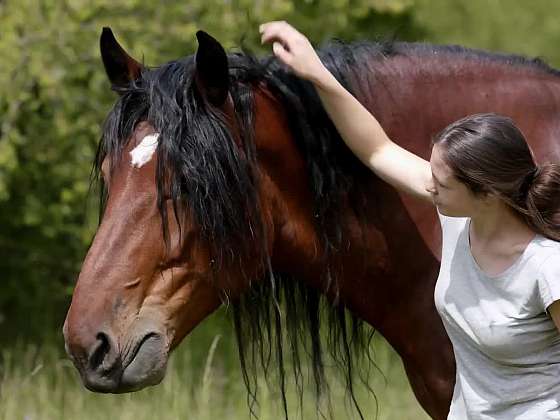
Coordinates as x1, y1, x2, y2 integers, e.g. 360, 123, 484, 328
63, 27, 560, 420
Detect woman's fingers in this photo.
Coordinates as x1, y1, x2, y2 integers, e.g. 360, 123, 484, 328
272, 41, 293, 65
260, 21, 304, 68
259, 20, 328, 83
259, 21, 301, 48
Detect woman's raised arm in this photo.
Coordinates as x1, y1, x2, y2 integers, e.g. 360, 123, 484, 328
260, 21, 434, 203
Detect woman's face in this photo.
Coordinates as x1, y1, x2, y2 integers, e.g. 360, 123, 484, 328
428, 144, 480, 217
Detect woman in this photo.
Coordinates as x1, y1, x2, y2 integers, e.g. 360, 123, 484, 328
260, 21, 560, 419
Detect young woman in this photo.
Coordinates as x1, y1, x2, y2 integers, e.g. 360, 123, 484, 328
260, 21, 560, 419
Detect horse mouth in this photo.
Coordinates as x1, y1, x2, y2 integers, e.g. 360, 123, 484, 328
82, 332, 169, 393
119, 332, 168, 391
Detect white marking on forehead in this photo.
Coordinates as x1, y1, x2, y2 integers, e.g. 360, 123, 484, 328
130, 133, 159, 168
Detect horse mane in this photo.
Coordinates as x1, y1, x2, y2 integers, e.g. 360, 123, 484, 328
95, 40, 559, 418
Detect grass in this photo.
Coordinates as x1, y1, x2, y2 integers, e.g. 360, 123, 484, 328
0, 328, 430, 420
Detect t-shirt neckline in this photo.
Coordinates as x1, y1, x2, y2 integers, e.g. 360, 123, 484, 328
465, 218, 539, 280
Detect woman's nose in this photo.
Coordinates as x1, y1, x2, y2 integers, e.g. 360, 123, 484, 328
426, 183, 436, 194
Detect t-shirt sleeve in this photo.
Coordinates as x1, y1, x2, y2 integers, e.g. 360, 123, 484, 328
437, 208, 468, 253
537, 254, 560, 311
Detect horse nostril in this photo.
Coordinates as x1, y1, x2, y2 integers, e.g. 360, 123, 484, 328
88, 332, 118, 373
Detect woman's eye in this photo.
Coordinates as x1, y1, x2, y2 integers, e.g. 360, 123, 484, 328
434, 178, 447, 189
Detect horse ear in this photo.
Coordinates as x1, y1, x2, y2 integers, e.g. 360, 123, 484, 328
100, 27, 143, 92
194, 31, 229, 106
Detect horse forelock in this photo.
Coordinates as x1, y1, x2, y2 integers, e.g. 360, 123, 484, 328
97, 56, 264, 265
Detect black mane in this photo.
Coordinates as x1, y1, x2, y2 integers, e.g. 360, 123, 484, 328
96, 40, 559, 418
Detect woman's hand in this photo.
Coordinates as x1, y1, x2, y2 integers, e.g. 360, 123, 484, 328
259, 21, 331, 85
260, 21, 433, 203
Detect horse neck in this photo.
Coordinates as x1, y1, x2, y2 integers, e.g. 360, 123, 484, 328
252, 53, 560, 341
250, 84, 433, 341
353, 52, 560, 159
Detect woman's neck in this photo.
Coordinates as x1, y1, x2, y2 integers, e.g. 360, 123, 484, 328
469, 199, 535, 245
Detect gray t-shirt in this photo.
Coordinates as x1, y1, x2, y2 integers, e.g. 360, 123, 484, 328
434, 212, 560, 420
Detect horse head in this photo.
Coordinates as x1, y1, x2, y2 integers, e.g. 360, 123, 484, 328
63, 28, 323, 394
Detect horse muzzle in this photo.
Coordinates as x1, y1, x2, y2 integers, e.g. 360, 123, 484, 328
64, 322, 169, 393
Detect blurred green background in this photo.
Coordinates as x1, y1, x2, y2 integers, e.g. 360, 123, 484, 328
1, 0, 560, 419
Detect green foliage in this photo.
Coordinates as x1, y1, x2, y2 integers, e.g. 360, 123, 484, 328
0, 0, 419, 340
415, 0, 560, 66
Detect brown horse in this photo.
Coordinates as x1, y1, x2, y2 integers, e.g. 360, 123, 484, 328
63, 28, 560, 419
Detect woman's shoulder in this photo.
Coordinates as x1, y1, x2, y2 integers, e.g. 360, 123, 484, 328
531, 236, 560, 310
532, 235, 560, 268
534, 235, 560, 251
